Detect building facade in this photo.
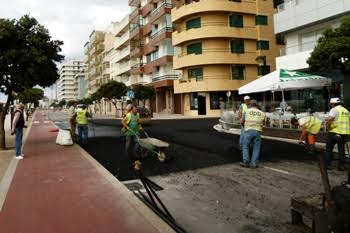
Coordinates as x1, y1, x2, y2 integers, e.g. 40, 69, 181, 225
274, 0, 350, 111
57, 61, 86, 101
129, 0, 180, 114
74, 71, 87, 100
171, 0, 280, 116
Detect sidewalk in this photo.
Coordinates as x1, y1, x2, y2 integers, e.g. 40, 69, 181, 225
0, 111, 174, 233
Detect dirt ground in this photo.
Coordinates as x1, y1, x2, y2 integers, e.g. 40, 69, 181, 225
48, 113, 348, 233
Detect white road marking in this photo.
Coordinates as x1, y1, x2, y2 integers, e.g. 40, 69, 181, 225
263, 166, 290, 175
33, 121, 40, 124
43, 121, 50, 124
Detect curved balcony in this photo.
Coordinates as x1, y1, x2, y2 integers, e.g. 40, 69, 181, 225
173, 49, 257, 69
172, 0, 256, 23
172, 23, 257, 46
174, 75, 256, 94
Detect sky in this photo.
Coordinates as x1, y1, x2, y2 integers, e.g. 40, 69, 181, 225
0, 0, 129, 102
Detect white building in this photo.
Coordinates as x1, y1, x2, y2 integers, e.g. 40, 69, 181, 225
74, 71, 88, 100
274, 0, 350, 70
57, 61, 86, 101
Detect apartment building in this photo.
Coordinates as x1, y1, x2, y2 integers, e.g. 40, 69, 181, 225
57, 61, 85, 101
74, 71, 87, 100
129, 0, 180, 114
171, 0, 280, 116
274, 0, 350, 109
111, 16, 131, 85
84, 31, 106, 95
275, 0, 350, 71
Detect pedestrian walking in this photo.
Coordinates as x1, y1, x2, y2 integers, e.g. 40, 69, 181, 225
122, 105, 143, 161
11, 103, 27, 159
68, 101, 77, 142
240, 100, 265, 168
72, 104, 91, 145
291, 112, 322, 154
238, 95, 250, 149
325, 98, 350, 171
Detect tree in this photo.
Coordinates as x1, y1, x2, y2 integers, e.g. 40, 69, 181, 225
307, 16, 350, 73
67, 100, 77, 108
132, 84, 156, 105
58, 100, 66, 108
97, 81, 128, 100
78, 97, 93, 106
0, 15, 64, 149
17, 88, 44, 108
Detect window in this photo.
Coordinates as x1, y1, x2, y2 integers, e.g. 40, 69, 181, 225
229, 14, 243, 28
210, 92, 227, 110
256, 40, 269, 50
186, 17, 201, 30
188, 67, 203, 81
255, 15, 268, 25
190, 93, 198, 110
257, 65, 271, 76
230, 39, 244, 53
187, 42, 202, 55
231, 65, 245, 80
229, 0, 242, 2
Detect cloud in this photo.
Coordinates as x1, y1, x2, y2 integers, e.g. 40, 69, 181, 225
0, 0, 129, 61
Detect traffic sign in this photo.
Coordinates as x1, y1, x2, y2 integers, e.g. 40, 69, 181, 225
127, 90, 135, 99
226, 91, 231, 97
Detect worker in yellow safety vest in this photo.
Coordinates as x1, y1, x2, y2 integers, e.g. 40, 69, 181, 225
72, 105, 91, 145
291, 112, 323, 154
325, 98, 350, 171
240, 99, 265, 168
238, 95, 250, 149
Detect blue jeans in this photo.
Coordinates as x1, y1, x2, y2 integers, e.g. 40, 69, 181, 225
239, 126, 244, 148
125, 135, 139, 160
242, 130, 262, 166
14, 127, 23, 156
325, 133, 346, 166
77, 125, 88, 145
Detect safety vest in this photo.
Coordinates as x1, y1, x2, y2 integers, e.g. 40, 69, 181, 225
329, 105, 350, 135
241, 103, 248, 114
76, 109, 88, 125
300, 116, 322, 135
125, 112, 140, 136
244, 107, 265, 132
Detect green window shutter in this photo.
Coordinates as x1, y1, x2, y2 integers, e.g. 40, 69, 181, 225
229, 14, 243, 28
230, 40, 244, 53
187, 43, 202, 55
188, 67, 203, 81
255, 15, 268, 25
186, 17, 201, 30
256, 40, 269, 50
231, 65, 245, 80
257, 65, 270, 75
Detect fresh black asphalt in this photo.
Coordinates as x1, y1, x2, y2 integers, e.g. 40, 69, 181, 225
81, 118, 316, 181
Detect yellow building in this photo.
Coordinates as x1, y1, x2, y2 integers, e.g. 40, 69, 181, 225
172, 0, 280, 116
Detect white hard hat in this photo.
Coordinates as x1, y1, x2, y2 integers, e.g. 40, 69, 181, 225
330, 98, 341, 104
244, 96, 250, 100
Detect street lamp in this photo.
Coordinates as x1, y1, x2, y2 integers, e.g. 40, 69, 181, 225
256, 55, 267, 75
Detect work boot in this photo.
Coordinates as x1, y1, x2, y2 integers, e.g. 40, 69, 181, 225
239, 161, 249, 168
250, 164, 258, 169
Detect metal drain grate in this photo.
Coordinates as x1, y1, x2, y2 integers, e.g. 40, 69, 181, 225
123, 181, 144, 192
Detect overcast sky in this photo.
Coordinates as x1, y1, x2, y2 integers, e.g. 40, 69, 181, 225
0, 0, 129, 102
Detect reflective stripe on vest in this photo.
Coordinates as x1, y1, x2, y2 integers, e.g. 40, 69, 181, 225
76, 109, 88, 125
302, 116, 322, 135
330, 106, 350, 135
244, 108, 265, 132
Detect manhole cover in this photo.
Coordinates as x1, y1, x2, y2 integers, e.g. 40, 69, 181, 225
123, 181, 144, 191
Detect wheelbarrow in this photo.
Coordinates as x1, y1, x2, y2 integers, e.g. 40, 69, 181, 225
129, 129, 169, 162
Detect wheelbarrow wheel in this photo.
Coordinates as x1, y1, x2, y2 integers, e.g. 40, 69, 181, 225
158, 151, 166, 163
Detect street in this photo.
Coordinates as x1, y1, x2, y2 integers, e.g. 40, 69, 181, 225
48, 111, 346, 233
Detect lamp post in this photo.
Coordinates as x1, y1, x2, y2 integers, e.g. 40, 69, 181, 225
256, 55, 267, 75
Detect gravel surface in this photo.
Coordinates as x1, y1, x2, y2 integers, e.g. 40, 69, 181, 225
48, 112, 348, 233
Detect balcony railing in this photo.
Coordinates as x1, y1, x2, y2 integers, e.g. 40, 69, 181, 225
150, 2, 173, 17
150, 27, 173, 39
151, 74, 178, 82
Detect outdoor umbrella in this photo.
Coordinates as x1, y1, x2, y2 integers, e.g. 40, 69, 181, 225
238, 69, 332, 111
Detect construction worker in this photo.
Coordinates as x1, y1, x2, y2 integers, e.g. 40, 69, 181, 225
240, 100, 265, 168
72, 104, 91, 145
325, 98, 350, 171
122, 105, 143, 161
291, 112, 322, 154
68, 101, 77, 142
238, 96, 250, 149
